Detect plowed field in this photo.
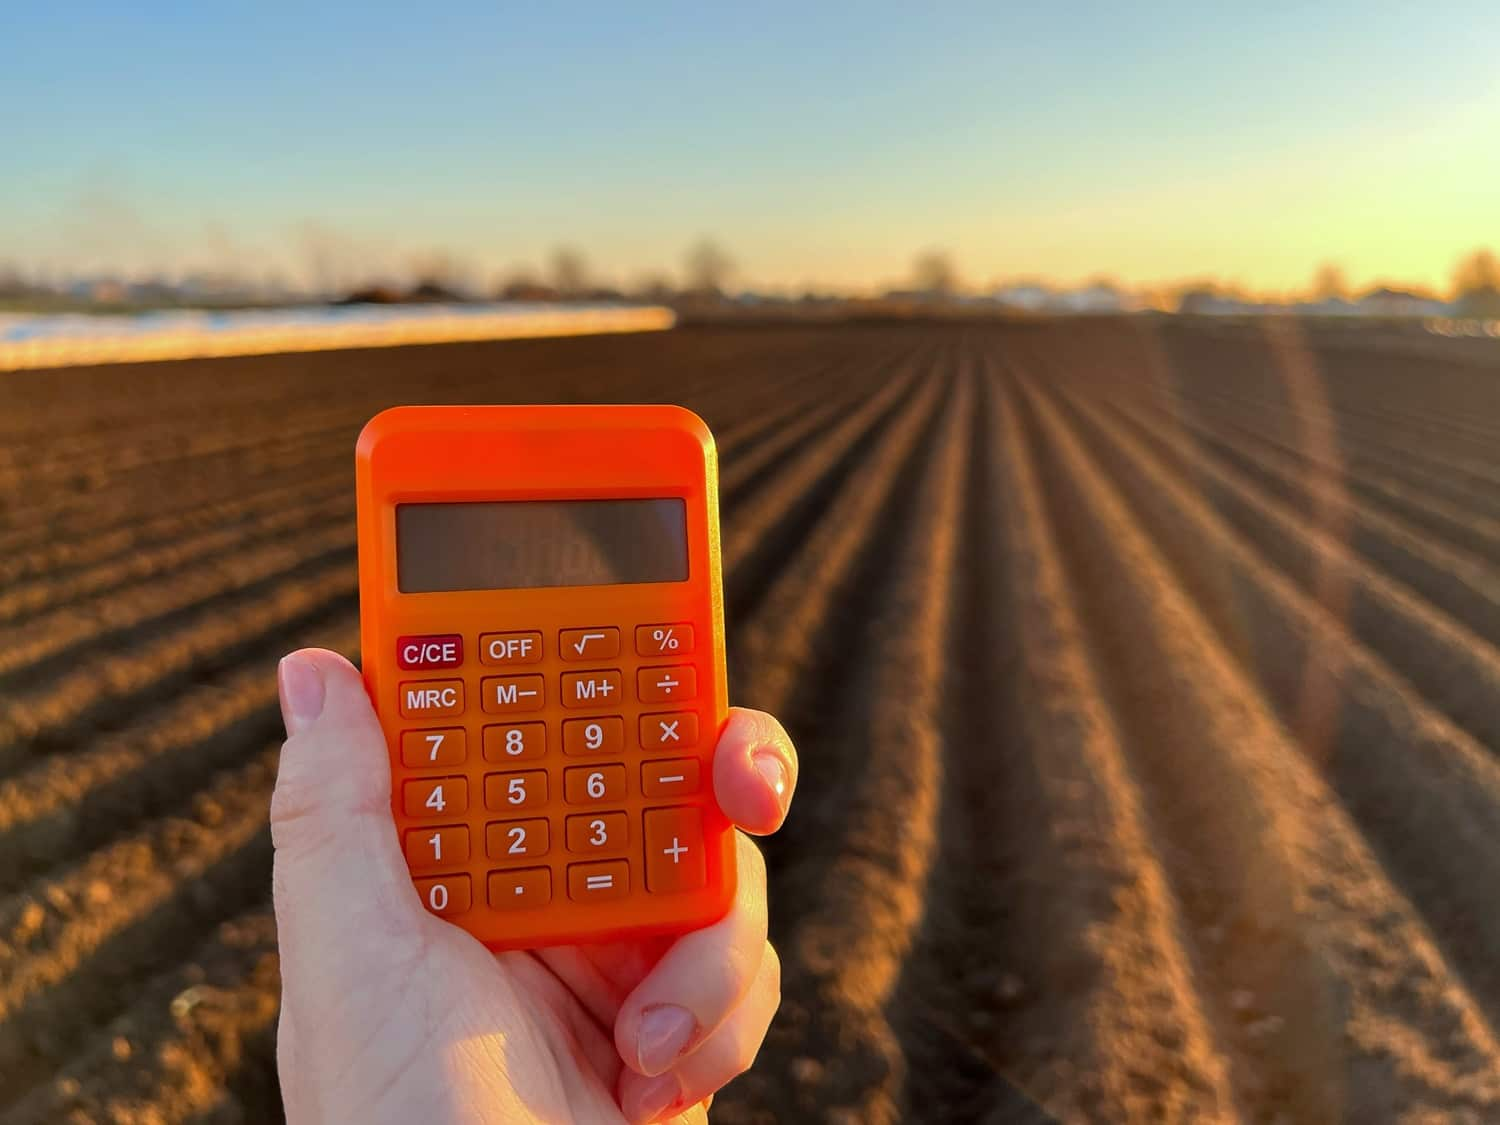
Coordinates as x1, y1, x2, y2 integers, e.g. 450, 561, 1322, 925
3, 319, 1500, 1123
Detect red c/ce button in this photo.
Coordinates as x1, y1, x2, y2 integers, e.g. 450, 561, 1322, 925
397, 634, 463, 670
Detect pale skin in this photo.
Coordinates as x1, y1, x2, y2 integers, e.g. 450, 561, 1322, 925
272, 648, 798, 1124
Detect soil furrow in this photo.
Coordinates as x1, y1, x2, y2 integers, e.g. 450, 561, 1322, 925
1014, 371, 1500, 1119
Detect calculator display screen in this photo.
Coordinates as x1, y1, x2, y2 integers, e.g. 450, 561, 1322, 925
395, 498, 689, 592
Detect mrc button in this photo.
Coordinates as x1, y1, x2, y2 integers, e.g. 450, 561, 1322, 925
400, 679, 465, 718
397, 634, 463, 670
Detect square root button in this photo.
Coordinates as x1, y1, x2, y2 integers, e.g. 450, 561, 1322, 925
644, 807, 707, 893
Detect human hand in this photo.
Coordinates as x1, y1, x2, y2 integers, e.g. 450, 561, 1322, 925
270, 648, 797, 1123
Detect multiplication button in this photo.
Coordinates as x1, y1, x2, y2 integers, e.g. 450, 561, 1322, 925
640, 711, 698, 751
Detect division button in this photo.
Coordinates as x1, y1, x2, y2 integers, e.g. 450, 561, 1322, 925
560, 627, 621, 661
637, 665, 697, 704
567, 859, 630, 902
488, 867, 552, 910
644, 807, 707, 894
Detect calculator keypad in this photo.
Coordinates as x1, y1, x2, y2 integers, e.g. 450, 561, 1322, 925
394, 622, 717, 924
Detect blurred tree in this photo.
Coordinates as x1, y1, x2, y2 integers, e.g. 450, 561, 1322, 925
549, 247, 589, 298
1312, 262, 1349, 302
1453, 248, 1500, 318
683, 238, 735, 295
912, 250, 959, 298
1453, 248, 1500, 294
407, 249, 477, 298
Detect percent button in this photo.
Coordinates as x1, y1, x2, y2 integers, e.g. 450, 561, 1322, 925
636, 623, 694, 657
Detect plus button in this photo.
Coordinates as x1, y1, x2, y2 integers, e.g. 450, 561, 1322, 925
663, 837, 688, 863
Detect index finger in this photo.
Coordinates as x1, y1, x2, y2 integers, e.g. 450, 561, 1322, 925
712, 707, 798, 835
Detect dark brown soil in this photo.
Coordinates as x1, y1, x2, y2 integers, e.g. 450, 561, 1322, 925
3, 320, 1500, 1123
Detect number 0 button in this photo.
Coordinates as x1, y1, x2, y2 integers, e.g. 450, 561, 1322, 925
414, 875, 471, 916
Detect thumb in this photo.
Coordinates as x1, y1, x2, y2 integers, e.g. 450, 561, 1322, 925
271, 648, 427, 991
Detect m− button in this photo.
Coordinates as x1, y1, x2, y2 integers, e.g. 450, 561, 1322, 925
399, 679, 464, 718
481, 675, 545, 714
397, 634, 463, 670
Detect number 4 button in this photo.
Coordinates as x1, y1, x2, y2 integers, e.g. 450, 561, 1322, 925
644, 807, 707, 893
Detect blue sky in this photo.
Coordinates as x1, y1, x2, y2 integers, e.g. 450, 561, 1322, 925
4, 1, 1497, 293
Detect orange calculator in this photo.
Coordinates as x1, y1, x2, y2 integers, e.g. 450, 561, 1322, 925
355, 405, 735, 950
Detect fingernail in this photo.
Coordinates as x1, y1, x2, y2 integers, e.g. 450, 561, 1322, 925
631, 1072, 681, 1123
753, 750, 788, 811
278, 655, 326, 736
635, 1003, 697, 1076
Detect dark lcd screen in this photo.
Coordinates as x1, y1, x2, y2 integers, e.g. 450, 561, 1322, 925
395, 498, 689, 592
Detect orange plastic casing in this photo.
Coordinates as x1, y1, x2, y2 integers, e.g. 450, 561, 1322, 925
355, 405, 735, 950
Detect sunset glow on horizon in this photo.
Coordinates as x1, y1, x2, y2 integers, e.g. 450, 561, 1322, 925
5, 1, 1497, 297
